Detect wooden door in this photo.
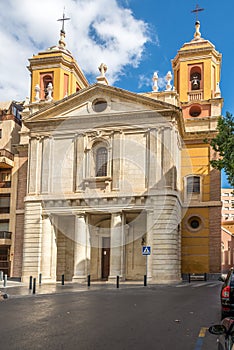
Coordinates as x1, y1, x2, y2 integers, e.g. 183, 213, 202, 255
101, 238, 110, 279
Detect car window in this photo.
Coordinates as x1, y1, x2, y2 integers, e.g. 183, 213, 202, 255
230, 274, 234, 287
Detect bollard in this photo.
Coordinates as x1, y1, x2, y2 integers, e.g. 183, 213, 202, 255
29, 276, 33, 290
87, 274, 91, 287
188, 273, 191, 283
62, 274, 65, 286
116, 275, 119, 288
0, 271, 3, 281
39, 273, 42, 285
33, 278, 36, 294
3, 274, 7, 287
144, 274, 147, 287
204, 273, 207, 281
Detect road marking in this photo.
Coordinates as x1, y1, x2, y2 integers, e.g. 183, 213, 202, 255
194, 327, 208, 350
176, 284, 191, 287
176, 282, 219, 288
192, 283, 208, 287
207, 283, 219, 287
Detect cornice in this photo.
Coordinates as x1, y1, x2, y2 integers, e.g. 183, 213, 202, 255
23, 83, 182, 121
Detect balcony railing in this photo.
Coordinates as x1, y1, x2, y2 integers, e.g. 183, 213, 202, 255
188, 90, 203, 101
0, 231, 11, 239
0, 149, 14, 161
0, 207, 10, 214
0, 181, 11, 188
0, 261, 11, 275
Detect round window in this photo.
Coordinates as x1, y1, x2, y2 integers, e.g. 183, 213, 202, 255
92, 99, 107, 113
188, 216, 202, 231
189, 105, 201, 117
190, 219, 200, 229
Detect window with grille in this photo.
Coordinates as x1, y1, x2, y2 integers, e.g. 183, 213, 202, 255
96, 147, 108, 177
187, 176, 200, 194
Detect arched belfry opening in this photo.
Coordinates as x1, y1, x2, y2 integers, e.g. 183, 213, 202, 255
190, 70, 201, 90
40, 74, 53, 100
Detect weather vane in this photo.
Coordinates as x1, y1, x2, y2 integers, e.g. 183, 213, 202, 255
191, 3, 205, 21
57, 8, 70, 33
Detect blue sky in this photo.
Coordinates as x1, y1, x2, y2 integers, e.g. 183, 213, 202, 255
118, 1, 234, 113
0, 0, 233, 187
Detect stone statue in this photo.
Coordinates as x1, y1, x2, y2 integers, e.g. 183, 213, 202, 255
152, 72, 159, 92
98, 63, 108, 77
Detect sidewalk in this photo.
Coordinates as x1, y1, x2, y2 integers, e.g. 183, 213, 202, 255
1, 278, 221, 299
0, 279, 145, 299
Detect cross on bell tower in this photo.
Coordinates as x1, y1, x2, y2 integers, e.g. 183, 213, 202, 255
191, 4, 205, 41
57, 9, 70, 49
191, 3, 204, 22
57, 10, 70, 34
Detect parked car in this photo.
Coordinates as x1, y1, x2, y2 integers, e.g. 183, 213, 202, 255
209, 317, 234, 350
220, 268, 234, 319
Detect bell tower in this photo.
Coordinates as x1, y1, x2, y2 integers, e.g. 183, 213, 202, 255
172, 17, 223, 275
27, 12, 89, 104
172, 20, 223, 124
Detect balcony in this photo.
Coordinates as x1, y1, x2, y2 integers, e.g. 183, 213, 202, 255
0, 149, 14, 168
0, 181, 11, 188
0, 231, 11, 245
0, 231, 11, 239
0, 207, 10, 214
0, 260, 11, 275
188, 90, 203, 101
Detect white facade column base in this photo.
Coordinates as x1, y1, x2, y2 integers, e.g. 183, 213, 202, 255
72, 275, 86, 283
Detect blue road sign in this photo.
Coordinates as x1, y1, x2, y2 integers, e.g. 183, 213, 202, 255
142, 246, 151, 255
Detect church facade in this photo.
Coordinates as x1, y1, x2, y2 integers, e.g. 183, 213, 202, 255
3, 19, 222, 283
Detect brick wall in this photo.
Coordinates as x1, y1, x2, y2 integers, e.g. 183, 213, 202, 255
210, 147, 221, 201
13, 146, 28, 277
209, 206, 222, 272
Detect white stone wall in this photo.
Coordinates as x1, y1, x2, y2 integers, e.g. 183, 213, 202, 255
150, 194, 181, 283
21, 200, 42, 282
23, 95, 183, 283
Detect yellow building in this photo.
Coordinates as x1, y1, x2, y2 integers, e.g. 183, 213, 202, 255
173, 21, 222, 274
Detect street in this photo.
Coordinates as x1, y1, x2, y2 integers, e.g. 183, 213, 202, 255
0, 281, 222, 349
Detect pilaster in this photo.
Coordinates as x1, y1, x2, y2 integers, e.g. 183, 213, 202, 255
40, 214, 57, 282
73, 213, 90, 281
109, 212, 123, 280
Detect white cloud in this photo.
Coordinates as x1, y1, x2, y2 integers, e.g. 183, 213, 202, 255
0, 0, 151, 101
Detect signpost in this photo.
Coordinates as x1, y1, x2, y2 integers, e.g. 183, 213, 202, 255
142, 246, 151, 286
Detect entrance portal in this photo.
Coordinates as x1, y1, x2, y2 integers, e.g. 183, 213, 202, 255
101, 237, 110, 279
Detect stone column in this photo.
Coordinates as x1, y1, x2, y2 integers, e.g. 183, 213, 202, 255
28, 138, 38, 194
109, 213, 123, 280
41, 137, 52, 193
73, 213, 89, 281
162, 127, 173, 188
112, 131, 121, 190
156, 128, 163, 186
36, 137, 43, 194
75, 134, 85, 191
148, 129, 157, 188
21, 201, 42, 283
40, 214, 57, 282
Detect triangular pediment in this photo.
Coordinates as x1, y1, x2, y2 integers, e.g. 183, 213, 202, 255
23, 83, 180, 124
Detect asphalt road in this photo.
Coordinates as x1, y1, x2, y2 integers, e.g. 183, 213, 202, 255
0, 282, 223, 350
